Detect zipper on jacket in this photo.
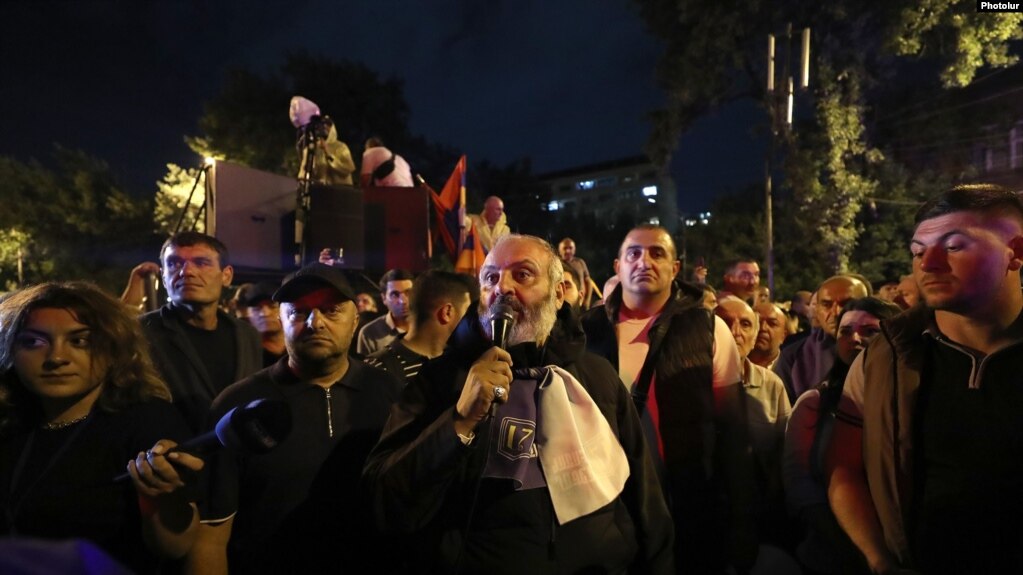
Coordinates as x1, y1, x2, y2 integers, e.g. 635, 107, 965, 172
324, 387, 334, 438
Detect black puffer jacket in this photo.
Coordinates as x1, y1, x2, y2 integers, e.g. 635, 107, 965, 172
363, 304, 674, 575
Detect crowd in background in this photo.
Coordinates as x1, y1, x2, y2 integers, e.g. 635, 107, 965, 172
1, 183, 1021, 575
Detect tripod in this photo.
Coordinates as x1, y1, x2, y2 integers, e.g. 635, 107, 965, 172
294, 127, 323, 266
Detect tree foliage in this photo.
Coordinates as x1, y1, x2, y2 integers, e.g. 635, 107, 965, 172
632, 0, 1022, 285
154, 163, 207, 235
0, 148, 159, 292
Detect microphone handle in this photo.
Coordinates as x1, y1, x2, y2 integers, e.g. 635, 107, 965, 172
488, 317, 512, 418
112, 430, 220, 482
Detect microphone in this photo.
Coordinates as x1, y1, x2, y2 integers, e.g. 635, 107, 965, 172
490, 299, 516, 351
488, 298, 516, 418
115, 398, 292, 482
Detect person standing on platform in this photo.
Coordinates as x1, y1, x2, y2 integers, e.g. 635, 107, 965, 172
469, 196, 510, 253
360, 137, 413, 188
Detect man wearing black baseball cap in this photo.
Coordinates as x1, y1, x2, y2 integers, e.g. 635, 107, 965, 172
234, 282, 286, 367
188, 263, 402, 574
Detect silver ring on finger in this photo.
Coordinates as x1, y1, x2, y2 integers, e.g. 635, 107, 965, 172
493, 386, 506, 400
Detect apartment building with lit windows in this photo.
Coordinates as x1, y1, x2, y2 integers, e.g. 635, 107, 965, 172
536, 155, 679, 232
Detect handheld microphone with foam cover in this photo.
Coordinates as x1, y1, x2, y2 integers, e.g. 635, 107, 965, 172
490, 300, 516, 351
488, 298, 516, 418
114, 398, 292, 481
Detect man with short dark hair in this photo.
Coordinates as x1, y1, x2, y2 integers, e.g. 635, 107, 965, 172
365, 234, 674, 574
366, 270, 475, 382
829, 184, 1023, 574
139, 232, 262, 433
580, 225, 760, 573
560, 261, 584, 313
188, 263, 402, 574
719, 258, 761, 303
234, 282, 286, 368
559, 237, 592, 309
356, 269, 414, 356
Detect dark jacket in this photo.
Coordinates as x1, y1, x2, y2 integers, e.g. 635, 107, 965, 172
140, 304, 262, 433
859, 306, 931, 567
581, 282, 759, 573
363, 305, 674, 575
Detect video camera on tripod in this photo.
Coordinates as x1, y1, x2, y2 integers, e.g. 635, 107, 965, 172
297, 114, 333, 149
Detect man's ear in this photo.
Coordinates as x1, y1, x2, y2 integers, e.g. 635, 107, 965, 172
672, 260, 681, 277
221, 265, 234, 287
1008, 235, 1023, 271
613, 259, 620, 274
436, 302, 455, 326
555, 278, 565, 308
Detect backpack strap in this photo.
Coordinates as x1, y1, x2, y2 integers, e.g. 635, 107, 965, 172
371, 152, 396, 183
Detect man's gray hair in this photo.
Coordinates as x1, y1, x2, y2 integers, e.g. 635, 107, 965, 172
487, 234, 564, 294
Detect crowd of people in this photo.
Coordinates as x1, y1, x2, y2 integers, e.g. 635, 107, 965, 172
1, 183, 1021, 574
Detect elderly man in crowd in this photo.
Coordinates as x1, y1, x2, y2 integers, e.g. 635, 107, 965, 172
364, 234, 674, 574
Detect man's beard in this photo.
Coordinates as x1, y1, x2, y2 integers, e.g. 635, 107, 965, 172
479, 292, 559, 346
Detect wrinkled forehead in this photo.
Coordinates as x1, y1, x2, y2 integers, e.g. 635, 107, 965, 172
482, 238, 550, 273
619, 229, 675, 258
819, 279, 864, 301
757, 303, 784, 320
162, 243, 221, 264
718, 299, 755, 323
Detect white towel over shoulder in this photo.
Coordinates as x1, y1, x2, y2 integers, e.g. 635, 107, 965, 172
537, 366, 630, 525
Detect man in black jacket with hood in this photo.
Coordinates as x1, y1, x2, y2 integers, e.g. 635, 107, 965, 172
364, 234, 673, 574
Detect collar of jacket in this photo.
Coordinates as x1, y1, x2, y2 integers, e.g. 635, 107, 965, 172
602, 279, 705, 325
266, 355, 369, 395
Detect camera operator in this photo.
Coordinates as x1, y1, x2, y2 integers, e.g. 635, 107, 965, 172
290, 96, 356, 186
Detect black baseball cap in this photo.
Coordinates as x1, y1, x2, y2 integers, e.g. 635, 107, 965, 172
234, 282, 278, 307
273, 263, 357, 303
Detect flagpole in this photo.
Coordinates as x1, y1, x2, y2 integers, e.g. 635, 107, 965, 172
417, 174, 433, 259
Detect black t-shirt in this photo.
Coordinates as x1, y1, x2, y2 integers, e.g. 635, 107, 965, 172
365, 339, 426, 383
0, 400, 192, 574
182, 319, 238, 391
914, 338, 1023, 574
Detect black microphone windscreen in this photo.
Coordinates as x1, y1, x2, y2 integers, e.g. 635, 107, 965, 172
216, 398, 292, 454
491, 302, 516, 350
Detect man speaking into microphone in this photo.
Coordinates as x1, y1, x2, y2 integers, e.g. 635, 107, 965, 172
186, 263, 402, 574
364, 234, 674, 574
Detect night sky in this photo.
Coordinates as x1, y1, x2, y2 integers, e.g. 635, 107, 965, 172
0, 0, 765, 214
